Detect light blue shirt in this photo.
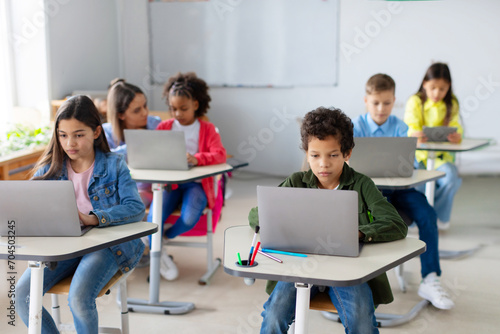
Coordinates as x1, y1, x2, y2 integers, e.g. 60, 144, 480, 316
352, 113, 408, 138
102, 115, 162, 159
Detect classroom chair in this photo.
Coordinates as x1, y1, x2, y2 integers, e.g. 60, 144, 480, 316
48, 268, 132, 333
162, 176, 224, 285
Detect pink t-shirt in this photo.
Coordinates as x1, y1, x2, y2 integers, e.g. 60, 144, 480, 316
67, 160, 95, 215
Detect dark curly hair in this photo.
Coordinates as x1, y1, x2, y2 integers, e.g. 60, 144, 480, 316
300, 107, 354, 157
162, 72, 211, 117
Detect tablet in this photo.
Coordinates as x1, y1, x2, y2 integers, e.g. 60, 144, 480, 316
423, 126, 457, 142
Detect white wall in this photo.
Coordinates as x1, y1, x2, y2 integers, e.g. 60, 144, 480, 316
50, 0, 500, 176
46, 0, 120, 99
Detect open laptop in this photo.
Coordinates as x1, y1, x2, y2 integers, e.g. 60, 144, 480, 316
0, 180, 93, 237
423, 126, 457, 142
257, 186, 360, 257
349, 137, 417, 178
124, 129, 191, 171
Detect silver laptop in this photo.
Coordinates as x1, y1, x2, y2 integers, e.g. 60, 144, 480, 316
423, 126, 457, 142
0, 180, 93, 237
349, 137, 417, 178
124, 129, 190, 170
257, 186, 360, 257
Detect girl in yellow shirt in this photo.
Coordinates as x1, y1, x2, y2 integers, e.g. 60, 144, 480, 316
404, 63, 462, 230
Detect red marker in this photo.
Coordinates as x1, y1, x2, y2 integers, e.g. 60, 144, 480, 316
250, 241, 260, 266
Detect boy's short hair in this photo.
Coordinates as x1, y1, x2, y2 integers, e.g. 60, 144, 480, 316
365, 73, 396, 95
301, 107, 354, 156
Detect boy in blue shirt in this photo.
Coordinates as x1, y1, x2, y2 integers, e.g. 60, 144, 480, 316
352, 73, 454, 310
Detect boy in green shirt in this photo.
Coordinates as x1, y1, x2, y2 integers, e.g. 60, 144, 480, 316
249, 107, 407, 333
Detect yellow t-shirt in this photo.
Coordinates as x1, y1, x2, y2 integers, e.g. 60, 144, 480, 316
404, 94, 463, 168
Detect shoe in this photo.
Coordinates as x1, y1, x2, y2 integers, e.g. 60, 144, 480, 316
418, 273, 455, 310
159, 247, 179, 281
437, 219, 450, 231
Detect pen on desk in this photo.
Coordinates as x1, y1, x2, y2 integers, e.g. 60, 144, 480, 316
237, 252, 242, 265
250, 241, 260, 266
261, 248, 307, 258
247, 226, 260, 265
258, 250, 283, 263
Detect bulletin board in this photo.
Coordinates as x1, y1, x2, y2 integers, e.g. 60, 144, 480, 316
148, 0, 339, 87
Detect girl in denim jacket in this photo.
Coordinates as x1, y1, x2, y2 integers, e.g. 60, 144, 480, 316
15, 95, 145, 333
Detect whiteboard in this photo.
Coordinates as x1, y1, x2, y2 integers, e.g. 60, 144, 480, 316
149, 0, 339, 87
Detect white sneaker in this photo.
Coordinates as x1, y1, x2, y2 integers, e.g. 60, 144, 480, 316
437, 219, 450, 231
418, 273, 455, 310
159, 248, 179, 281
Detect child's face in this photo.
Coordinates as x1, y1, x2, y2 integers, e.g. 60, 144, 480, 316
307, 135, 351, 190
364, 90, 395, 126
119, 93, 148, 129
58, 118, 101, 164
169, 95, 199, 126
422, 78, 450, 103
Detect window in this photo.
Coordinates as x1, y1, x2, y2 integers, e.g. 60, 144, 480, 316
0, 1, 14, 136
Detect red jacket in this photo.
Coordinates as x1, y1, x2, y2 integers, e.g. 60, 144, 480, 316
156, 119, 226, 208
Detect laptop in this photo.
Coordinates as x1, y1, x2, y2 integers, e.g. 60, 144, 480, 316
423, 126, 457, 142
349, 137, 417, 178
0, 180, 93, 237
124, 129, 191, 170
257, 186, 360, 257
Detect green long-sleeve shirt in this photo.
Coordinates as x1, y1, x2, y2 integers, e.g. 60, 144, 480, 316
248, 163, 408, 305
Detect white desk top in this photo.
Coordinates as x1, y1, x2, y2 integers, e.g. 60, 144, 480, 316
372, 169, 445, 189
223, 226, 425, 287
0, 222, 157, 262
129, 163, 233, 183
417, 138, 490, 152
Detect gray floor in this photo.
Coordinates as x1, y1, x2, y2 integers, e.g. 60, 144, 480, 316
1, 173, 499, 333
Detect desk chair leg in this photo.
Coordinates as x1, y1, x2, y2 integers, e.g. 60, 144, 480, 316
294, 283, 311, 334
395, 264, 406, 293
50, 294, 61, 331
199, 208, 222, 285
117, 280, 130, 334
439, 245, 483, 259
320, 299, 430, 327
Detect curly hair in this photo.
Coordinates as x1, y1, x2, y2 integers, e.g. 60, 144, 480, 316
162, 72, 211, 117
300, 107, 354, 157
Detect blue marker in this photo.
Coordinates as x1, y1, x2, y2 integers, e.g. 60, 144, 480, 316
261, 249, 307, 258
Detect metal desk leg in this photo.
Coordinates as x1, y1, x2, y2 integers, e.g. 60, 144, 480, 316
294, 283, 311, 334
320, 299, 430, 327
28, 261, 45, 334
425, 152, 436, 206
127, 183, 195, 315
423, 154, 482, 259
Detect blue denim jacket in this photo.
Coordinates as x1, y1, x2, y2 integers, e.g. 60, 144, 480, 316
34, 149, 146, 273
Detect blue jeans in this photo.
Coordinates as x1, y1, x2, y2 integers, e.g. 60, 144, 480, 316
382, 188, 441, 278
416, 162, 462, 222
260, 281, 378, 334
147, 182, 207, 239
15, 248, 119, 334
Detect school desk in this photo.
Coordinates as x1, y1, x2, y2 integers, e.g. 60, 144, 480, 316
417, 138, 490, 206
127, 163, 233, 315
0, 221, 157, 334
223, 226, 426, 334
